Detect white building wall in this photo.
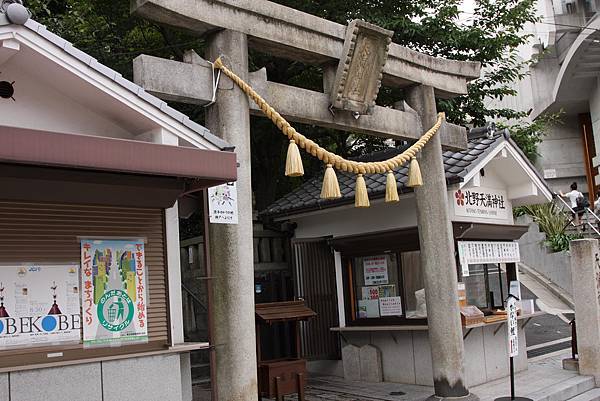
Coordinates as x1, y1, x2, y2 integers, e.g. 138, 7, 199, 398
0, 57, 134, 138
293, 167, 515, 240
293, 197, 419, 239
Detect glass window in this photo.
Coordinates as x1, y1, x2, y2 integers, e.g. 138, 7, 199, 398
463, 263, 507, 311
350, 254, 403, 320
401, 251, 425, 319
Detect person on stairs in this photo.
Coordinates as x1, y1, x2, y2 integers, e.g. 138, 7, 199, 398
560, 182, 585, 230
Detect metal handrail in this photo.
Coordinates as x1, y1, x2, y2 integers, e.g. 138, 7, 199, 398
553, 192, 600, 236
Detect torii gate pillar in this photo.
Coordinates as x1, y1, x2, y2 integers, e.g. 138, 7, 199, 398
205, 30, 259, 401
406, 85, 478, 401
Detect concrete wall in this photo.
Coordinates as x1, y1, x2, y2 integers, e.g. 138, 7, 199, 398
590, 77, 600, 180
337, 323, 527, 387
517, 217, 573, 296
536, 114, 587, 194
2, 353, 191, 401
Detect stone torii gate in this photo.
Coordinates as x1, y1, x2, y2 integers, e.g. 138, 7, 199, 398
131, 1, 481, 400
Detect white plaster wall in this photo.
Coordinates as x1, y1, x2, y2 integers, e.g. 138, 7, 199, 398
293, 196, 418, 239
0, 57, 134, 139
293, 167, 516, 240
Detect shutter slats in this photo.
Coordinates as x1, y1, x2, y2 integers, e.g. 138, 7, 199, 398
0, 200, 170, 351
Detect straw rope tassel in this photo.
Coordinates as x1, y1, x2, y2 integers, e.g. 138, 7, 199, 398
285, 139, 304, 177
355, 174, 370, 208
321, 164, 341, 199
212, 57, 446, 203
407, 157, 423, 187
385, 171, 399, 202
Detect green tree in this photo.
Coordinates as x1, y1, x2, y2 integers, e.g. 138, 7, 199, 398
24, 0, 540, 210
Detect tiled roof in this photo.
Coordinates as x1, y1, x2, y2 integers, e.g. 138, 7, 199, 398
262, 132, 506, 217
0, 15, 232, 151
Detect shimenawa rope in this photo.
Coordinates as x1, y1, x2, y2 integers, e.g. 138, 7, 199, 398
213, 57, 445, 207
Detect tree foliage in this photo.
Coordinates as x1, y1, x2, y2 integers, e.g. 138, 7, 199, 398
24, 0, 540, 210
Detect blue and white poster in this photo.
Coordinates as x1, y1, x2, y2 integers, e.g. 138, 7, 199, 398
0, 264, 81, 348
80, 239, 148, 347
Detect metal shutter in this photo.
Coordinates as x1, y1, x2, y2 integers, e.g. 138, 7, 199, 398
0, 200, 169, 368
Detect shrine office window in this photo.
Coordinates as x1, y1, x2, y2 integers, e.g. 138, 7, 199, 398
463, 263, 508, 311
343, 251, 426, 326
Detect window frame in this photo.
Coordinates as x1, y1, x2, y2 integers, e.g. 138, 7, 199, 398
341, 249, 426, 327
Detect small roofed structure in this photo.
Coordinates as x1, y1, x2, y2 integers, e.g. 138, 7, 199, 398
255, 301, 316, 401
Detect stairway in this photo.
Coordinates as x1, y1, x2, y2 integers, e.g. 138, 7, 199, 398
568, 388, 600, 401
526, 375, 595, 401
564, 212, 600, 239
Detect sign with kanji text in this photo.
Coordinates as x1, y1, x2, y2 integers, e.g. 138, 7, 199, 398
80, 239, 148, 347
453, 187, 508, 220
458, 241, 520, 277
507, 296, 519, 357
208, 182, 239, 224
363, 256, 388, 285
0, 264, 80, 349
379, 296, 403, 316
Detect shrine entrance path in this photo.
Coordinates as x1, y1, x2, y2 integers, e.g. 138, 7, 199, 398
276, 351, 589, 401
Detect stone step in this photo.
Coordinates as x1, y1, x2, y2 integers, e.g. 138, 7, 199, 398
568, 388, 600, 401
526, 375, 595, 401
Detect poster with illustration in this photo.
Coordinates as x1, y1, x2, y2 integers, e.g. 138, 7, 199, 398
80, 239, 148, 347
0, 264, 81, 349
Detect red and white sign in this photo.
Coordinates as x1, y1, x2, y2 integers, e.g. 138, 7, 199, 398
454, 187, 508, 220
363, 256, 388, 286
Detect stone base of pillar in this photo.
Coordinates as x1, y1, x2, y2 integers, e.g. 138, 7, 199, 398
426, 393, 480, 401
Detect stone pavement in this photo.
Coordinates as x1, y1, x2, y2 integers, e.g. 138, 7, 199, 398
276, 352, 592, 401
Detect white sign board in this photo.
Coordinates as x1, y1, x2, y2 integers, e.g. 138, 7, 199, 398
458, 241, 520, 277
507, 296, 519, 357
363, 256, 388, 285
208, 182, 239, 225
543, 168, 557, 179
379, 296, 403, 316
0, 264, 81, 348
453, 187, 508, 220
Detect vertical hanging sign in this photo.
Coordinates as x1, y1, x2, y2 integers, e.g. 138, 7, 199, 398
208, 182, 239, 224
507, 295, 518, 357
80, 239, 148, 347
